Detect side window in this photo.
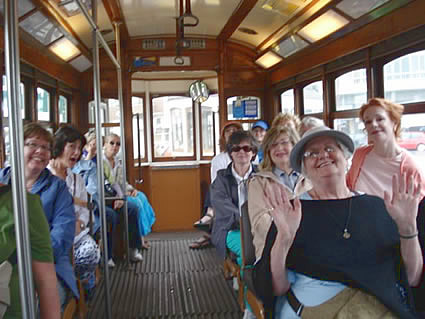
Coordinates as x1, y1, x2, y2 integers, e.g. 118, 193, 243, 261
36, 87, 50, 121
58, 95, 68, 123
334, 118, 367, 148
399, 113, 425, 171
2, 75, 25, 119
303, 81, 323, 114
384, 50, 425, 104
280, 89, 295, 114
200, 93, 218, 157
335, 69, 367, 111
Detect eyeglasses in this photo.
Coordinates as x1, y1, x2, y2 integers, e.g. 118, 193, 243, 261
303, 146, 336, 159
109, 141, 121, 146
271, 140, 291, 148
24, 142, 51, 152
231, 145, 253, 153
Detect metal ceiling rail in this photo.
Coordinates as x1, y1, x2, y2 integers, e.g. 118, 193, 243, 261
75, 0, 120, 70
4, 0, 37, 318
75, 0, 132, 318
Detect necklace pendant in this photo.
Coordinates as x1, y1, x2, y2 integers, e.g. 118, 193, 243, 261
343, 230, 351, 239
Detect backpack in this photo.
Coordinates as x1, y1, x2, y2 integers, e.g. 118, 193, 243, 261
0, 255, 13, 319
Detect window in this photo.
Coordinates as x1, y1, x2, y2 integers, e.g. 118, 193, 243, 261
152, 96, 194, 159
384, 50, 425, 104
106, 98, 121, 123
333, 118, 367, 148
399, 113, 425, 172
132, 96, 145, 163
200, 93, 218, 157
2, 75, 25, 119
37, 87, 50, 121
227, 96, 261, 120
280, 89, 295, 114
335, 69, 367, 111
58, 95, 68, 123
303, 81, 323, 114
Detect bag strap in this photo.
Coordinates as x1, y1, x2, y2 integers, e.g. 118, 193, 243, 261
73, 173, 77, 197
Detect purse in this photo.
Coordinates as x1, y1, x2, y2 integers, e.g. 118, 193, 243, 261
104, 178, 117, 207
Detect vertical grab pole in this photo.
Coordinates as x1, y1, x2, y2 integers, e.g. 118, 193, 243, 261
91, 1, 112, 318
114, 21, 131, 265
4, 0, 36, 317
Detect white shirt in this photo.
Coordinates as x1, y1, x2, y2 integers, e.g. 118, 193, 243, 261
210, 152, 232, 183
231, 164, 252, 213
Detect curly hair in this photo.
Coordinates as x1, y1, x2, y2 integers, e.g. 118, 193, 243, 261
51, 125, 86, 159
359, 97, 404, 138
271, 113, 301, 132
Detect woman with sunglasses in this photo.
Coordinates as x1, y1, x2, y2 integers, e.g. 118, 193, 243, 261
210, 130, 258, 263
103, 134, 154, 260
247, 125, 311, 261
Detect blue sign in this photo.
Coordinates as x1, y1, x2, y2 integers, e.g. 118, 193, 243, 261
232, 99, 258, 118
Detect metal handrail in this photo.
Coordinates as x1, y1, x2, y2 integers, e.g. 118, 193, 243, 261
4, 0, 36, 317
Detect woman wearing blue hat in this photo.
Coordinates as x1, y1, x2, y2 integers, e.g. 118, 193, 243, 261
251, 120, 269, 163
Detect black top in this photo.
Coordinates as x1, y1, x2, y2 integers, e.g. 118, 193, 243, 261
253, 194, 425, 319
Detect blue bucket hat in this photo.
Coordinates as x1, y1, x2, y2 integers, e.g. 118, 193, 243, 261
252, 120, 269, 131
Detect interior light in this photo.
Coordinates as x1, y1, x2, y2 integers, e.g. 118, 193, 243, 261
49, 37, 81, 61
255, 51, 283, 69
298, 10, 349, 43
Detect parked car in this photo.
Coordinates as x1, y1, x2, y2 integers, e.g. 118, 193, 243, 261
398, 131, 425, 152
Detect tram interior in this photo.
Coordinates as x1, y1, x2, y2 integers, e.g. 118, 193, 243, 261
1, 0, 425, 318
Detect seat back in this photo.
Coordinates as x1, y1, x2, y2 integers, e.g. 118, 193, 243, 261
240, 202, 256, 268
240, 201, 257, 294
240, 202, 265, 318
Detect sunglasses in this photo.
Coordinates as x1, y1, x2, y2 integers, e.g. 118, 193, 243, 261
231, 145, 253, 153
109, 141, 121, 146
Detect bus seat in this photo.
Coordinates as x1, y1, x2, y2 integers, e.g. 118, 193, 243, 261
240, 202, 265, 319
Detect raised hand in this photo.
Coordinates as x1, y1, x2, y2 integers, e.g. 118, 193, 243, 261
264, 182, 302, 243
384, 172, 421, 235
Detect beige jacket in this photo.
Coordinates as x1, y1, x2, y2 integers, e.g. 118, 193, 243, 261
247, 170, 312, 260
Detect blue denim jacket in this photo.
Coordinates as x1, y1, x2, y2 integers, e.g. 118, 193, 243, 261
0, 167, 78, 298
72, 159, 98, 202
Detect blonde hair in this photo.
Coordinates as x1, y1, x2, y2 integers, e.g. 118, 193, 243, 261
359, 98, 404, 138
271, 112, 301, 132
260, 125, 300, 171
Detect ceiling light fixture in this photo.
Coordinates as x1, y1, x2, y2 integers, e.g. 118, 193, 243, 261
298, 10, 349, 42
49, 37, 81, 61
255, 51, 283, 69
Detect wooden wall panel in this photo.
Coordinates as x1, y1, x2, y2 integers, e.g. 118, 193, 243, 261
150, 167, 201, 231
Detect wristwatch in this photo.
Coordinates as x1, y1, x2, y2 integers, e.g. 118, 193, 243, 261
80, 222, 86, 230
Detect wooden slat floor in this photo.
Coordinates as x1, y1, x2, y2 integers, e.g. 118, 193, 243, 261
87, 231, 243, 318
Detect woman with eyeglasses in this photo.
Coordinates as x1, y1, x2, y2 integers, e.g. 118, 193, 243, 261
247, 125, 311, 261
251, 126, 424, 319
48, 125, 100, 299
0, 123, 77, 312
103, 133, 155, 261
